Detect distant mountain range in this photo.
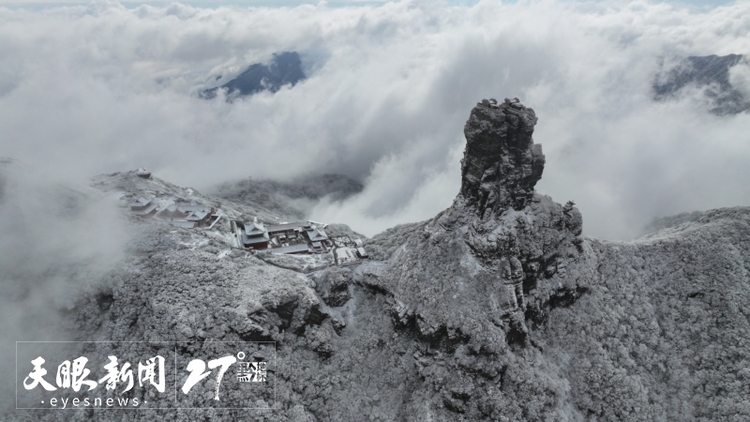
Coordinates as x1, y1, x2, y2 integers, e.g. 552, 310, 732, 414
653, 54, 749, 115
201, 51, 305, 100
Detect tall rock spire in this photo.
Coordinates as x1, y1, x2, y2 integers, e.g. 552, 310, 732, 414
459, 98, 545, 216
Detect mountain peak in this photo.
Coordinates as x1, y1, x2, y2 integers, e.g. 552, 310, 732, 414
201, 51, 306, 100
459, 98, 545, 217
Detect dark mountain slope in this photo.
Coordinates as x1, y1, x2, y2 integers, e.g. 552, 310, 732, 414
202, 51, 305, 100
653, 54, 749, 115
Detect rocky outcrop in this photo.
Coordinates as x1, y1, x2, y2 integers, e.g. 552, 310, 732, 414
367, 99, 585, 334
460, 98, 545, 215
135, 167, 151, 179
361, 99, 750, 420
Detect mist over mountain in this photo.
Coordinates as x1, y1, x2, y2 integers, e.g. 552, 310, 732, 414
201, 52, 305, 100
653, 54, 750, 115
641, 210, 704, 235
4, 99, 750, 421
2, 1, 750, 241
2, 1, 750, 420
211, 173, 363, 219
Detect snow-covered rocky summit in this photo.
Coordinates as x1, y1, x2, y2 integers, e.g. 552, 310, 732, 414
359, 98, 750, 420
459, 97, 546, 214
365, 98, 585, 342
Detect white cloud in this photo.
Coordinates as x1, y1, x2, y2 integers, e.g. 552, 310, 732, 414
0, 161, 132, 411
0, 0, 749, 242
729, 57, 750, 97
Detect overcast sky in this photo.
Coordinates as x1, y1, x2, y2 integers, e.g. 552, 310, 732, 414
0, 0, 749, 240
0, 0, 742, 7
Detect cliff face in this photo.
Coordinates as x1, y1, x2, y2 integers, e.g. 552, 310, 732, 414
459, 98, 545, 215
366, 98, 585, 350
10, 100, 750, 421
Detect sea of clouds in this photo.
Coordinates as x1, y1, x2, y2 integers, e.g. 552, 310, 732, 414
3, 0, 750, 413
1, 0, 749, 242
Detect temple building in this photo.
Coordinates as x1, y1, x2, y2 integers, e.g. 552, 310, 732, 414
236, 219, 336, 255
129, 197, 158, 217
157, 202, 216, 228
239, 218, 271, 250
